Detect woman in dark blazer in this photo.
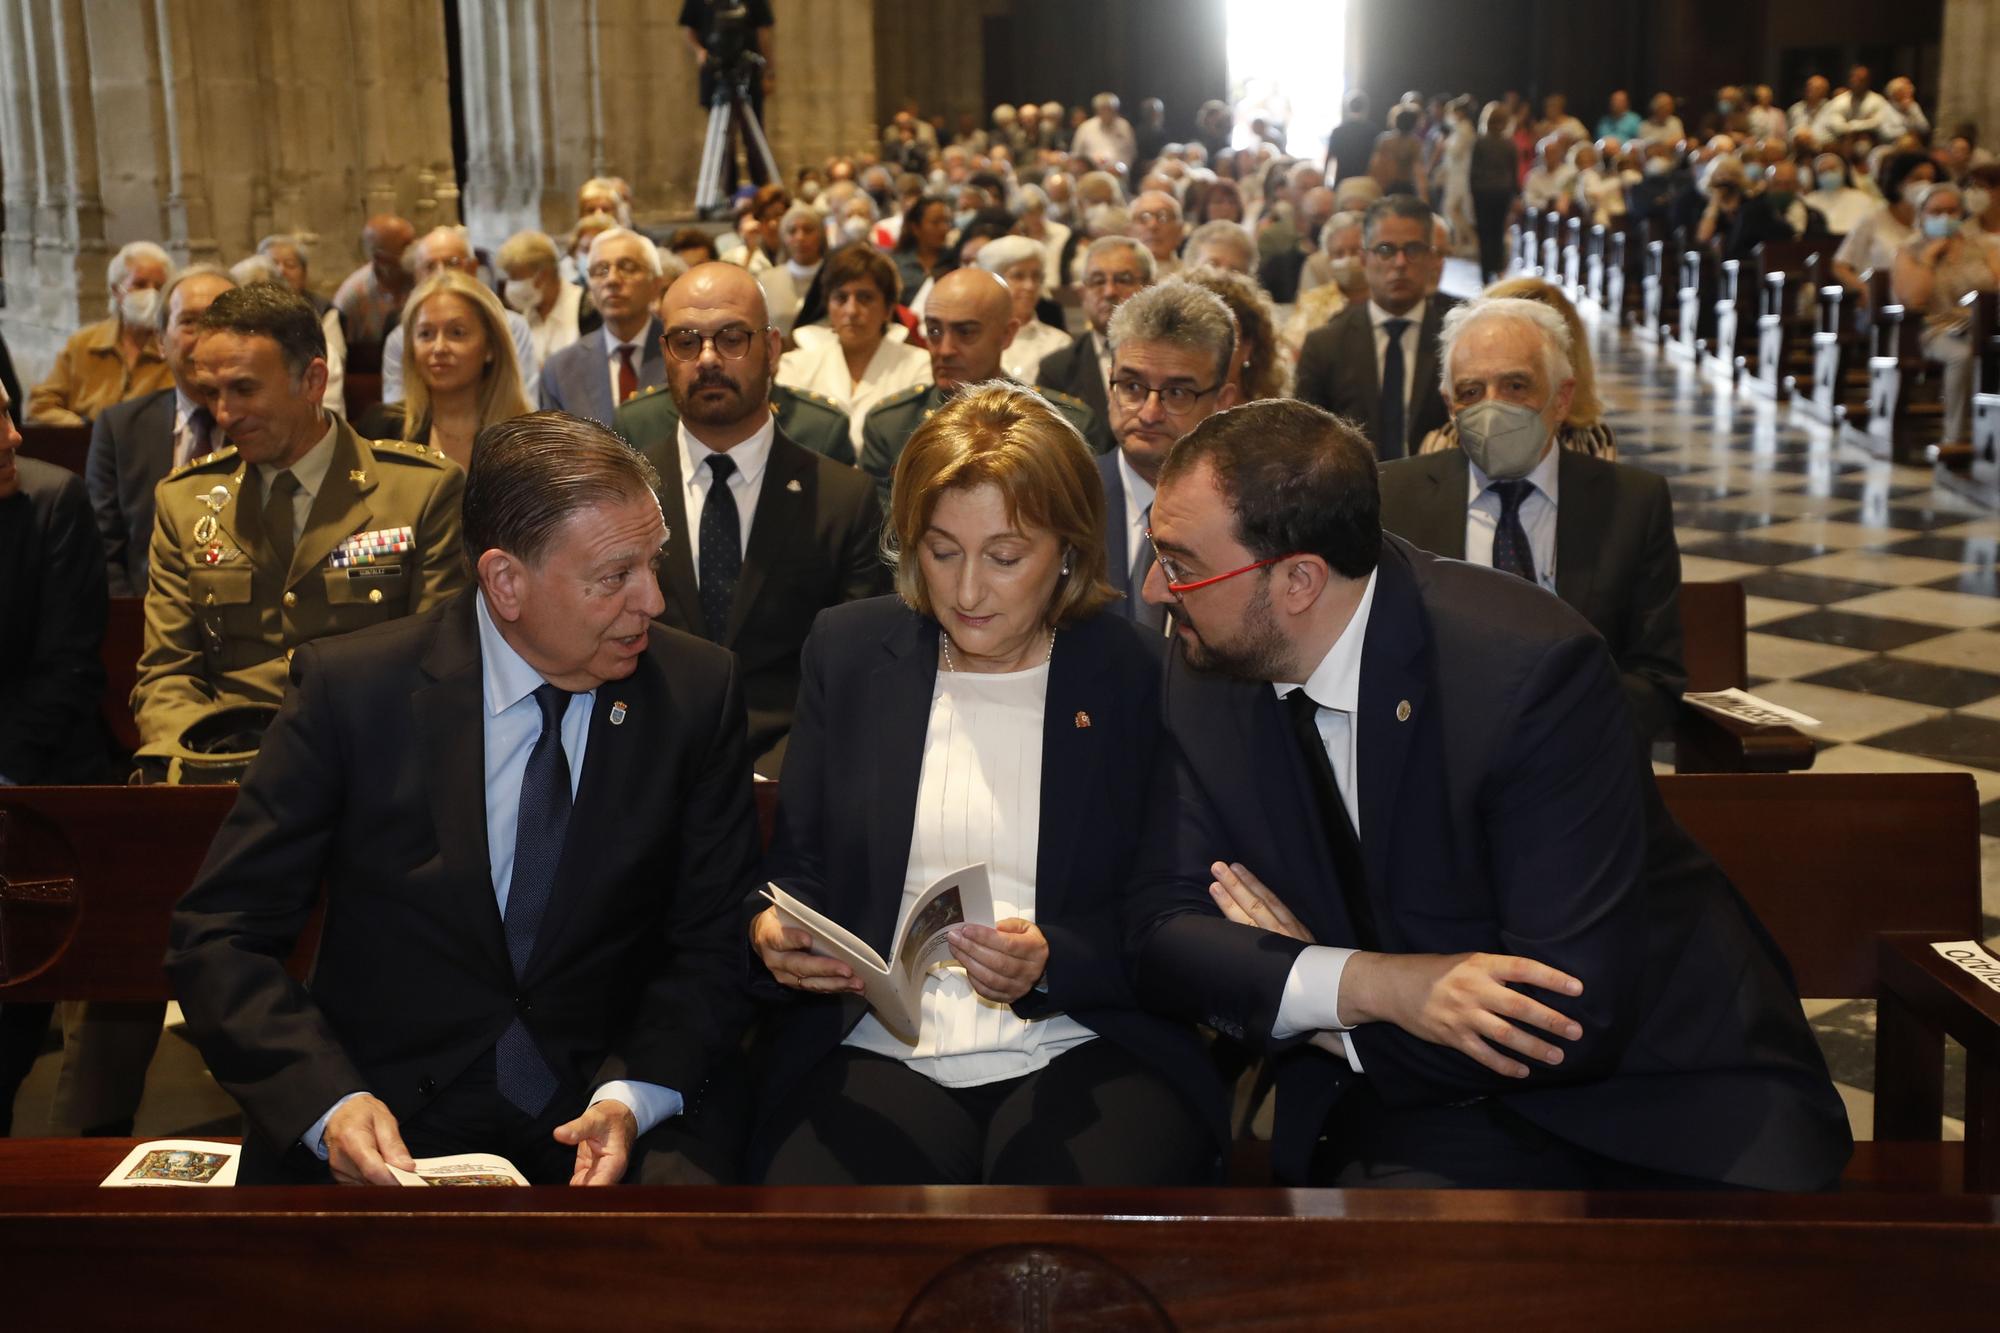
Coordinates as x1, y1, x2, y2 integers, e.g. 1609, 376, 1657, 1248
746, 382, 1225, 1186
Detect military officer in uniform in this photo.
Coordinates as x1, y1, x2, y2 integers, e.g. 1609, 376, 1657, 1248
859, 268, 1098, 503
55, 283, 466, 1139
616, 380, 854, 466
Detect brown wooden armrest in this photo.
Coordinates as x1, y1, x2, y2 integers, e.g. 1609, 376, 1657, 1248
1877, 933, 2000, 1193
1671, 703, 1817, 773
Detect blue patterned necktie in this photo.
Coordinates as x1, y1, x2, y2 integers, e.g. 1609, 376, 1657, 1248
1377, 317, 1411, 460
495, 682, 572, 1118
1489, 480, 1537, 583
698, 453, 741, 642
1132, 503, 1165, 631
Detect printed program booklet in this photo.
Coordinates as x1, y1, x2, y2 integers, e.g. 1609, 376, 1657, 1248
762, 862, 993, 1041
98, 1142, 529, 1187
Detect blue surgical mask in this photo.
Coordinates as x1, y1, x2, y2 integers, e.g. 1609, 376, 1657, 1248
1816, 169, 1844, 193
1922, 214, 1961, 240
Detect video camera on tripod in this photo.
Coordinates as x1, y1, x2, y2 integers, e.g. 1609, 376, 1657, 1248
693, 0, 779, 215
701, 0, 765, 96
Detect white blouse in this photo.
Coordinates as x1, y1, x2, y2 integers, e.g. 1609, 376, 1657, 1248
777, 326, 933, 450
844, 659, 1098, 1086
1002, 319, 1075, 386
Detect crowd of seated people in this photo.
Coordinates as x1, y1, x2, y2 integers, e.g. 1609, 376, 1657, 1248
8, 65, 1991, 1191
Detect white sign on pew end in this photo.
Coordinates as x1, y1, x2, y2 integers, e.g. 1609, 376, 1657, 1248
1931, 940, 2000, 995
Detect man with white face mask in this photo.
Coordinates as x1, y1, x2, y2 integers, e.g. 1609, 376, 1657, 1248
28, 241, 178, 425
1376, 298, 1685, 740
498, 229, 587, 368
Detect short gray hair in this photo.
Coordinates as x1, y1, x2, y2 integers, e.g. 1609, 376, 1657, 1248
1085, 233, 1156, 281
1106, 277, 1237, 384
586, 226, 663, 277
1185, 220, 1256, 273
230, 254, 283, 287
256, 233, 311, 270
108, 240, 176, 294
157, 264, 236, 334
975, 235, 1044, 276
1438, 296, 1575, 391
496, 229, 560, 272
462, 411, 663, 573
1320, 211, 1365, 253
779, 204, 821, 236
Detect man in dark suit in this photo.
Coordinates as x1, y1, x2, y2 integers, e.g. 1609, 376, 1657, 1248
86, 265, 236, 596
1127, 399, 1851, 1191
540, 228, 669, 428
1379, 298, 1685, 738
1036, 236, 1155, 455
166, 412, 760, 1185
1098, 278, 1241, 631
632, 262, 885, 778
1294, 196, 1459, 460
1257, 187, 1336, 305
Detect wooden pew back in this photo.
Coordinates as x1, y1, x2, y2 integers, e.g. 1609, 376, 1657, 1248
17, 423, 92, 477
100, 596, 144, 755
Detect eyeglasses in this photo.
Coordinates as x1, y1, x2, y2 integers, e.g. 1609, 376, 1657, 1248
1367, 241, 1435, 262
1083, 271, 1145, 291
587, 259, 652, 281
1144, 529, 1301, 596
663, 325, 767, 361
1132, 209, 1179, 226
1110, 377, 1222, 414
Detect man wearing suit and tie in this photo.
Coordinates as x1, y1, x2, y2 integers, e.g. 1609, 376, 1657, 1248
85, 265, 236, 596
1127, 399, 1851, 1191
631, 262, 885, 778
1036, 236, 1155, 456
1098, 279, 1240, 632
1379, 299, 1685, 739
540, 228, 669, 428
168, 412, 761, 1184
1293, 196, 1459, 460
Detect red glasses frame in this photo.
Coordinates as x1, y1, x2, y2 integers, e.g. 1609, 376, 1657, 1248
1144, 529, 1302, 595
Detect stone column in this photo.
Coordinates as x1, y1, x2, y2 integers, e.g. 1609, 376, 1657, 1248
1937, 0, 2000, 147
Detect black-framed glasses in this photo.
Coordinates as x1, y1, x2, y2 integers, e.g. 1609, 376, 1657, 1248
663, 325, 767, 361
1083, 271, 1145, 291
586, 258, 651, 281
1367, 241, 1435, 262
1110, 377, 1222, 414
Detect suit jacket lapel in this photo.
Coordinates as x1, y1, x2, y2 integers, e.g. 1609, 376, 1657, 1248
414, 595, 512, 980
1418, 449, 1470, 560
1553, 449, 1601, 616
289, 424, 374, 588
723, 428, 807, 644
1033, 617, 1111, 916
651, 440, 706, 632
1344, 308, 1381, 443
216, 456, 257, 552
864, 614, 938, 946
1098, 453, 1130, 603
1407, 300, 1448, 450
578, 340, 615, 426
1234, 679, 1349, 944
638, 317, 667, 393
1356, 538, 1431, 904
523, 682, 645, 980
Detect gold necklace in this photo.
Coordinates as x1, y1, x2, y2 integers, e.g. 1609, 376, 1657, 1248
940, 628, 1055, 673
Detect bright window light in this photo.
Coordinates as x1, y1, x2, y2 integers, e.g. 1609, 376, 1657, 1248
1223, 0, 1348, 160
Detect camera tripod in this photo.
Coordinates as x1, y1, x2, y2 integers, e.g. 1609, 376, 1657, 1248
695, 57, 779, 217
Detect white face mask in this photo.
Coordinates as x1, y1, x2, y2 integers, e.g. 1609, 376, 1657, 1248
1457, 398, 1552, 481
1327, 256, 1364, 288
119, 286, 162, 329
840, 216, 871, 242
1965, 188, 1993, 217
502, 278, 541, 315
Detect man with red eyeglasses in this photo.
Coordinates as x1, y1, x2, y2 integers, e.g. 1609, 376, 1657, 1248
1124, 398, 1850, 1193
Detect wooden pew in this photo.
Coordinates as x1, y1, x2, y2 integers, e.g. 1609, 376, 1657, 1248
1608, 222, 1635, 325
16, 423, 92, 477
1865, 269, 1944, 463
1802, 266, 1872, 427
1515, 206, 1541, 276
1748, 240, 1819, 401
1659, 770, 1992, 1192
1641, 232, 1669, 343
1707, 257, 1745, 382
1673, 581, 1815, 773
1539, 210, 1562, 284
2, 1165, 1998, 1328
1670, 246, 1714, 362
1950, 289, 1999, 491
1561, 215, 1583, 295
98, 597, 144, 756
1584, 221, 1607, 306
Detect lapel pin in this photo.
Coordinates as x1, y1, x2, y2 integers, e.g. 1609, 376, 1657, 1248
193, 515, 218, 545
1396, 700, 1412, 722
203, 484, 231, 513
610, 701, 628, 726
349, 469, 368, 485
1074, 711, 1091, 729
786, 478, 802, 493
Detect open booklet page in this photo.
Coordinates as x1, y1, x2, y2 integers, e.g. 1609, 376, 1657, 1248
386, 1154, 530, 1187
763, 862, 993, 1041
100, 1140, 242, 1187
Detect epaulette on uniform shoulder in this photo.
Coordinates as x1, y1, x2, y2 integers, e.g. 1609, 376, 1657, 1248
868, 383, 931, 416
1036, 386, 1090, 413
781, 385, 846, 416
368, 438, 452, 466
167, 446, 238, 480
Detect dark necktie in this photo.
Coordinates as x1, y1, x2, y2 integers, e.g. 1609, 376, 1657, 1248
698, 453, 741, 642
1488, 480, 1537, 583
496, 682, 573, 1118
615, 345, 639, 405
1131, 504, 1166, 632
263, 470, 301, 574
1377, 317, 1410, 460
1281, 688, 1379, 950
181, 406, 213, 466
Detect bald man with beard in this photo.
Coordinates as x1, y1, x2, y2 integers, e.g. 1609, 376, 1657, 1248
621, 263, 886, 777
859, 268, 1100, 502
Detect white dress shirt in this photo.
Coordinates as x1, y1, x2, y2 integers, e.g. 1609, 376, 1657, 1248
1465, 443, 1561, 593
1268, 570, 1381, 1073
524, 282, 585, 368
677, 413, 775, 579
1001, 319, 1073, 384
776, 326, 932, 450
1115, 449, 1155, 577
1369, 299, 1428, 416
252, 417, 339, 546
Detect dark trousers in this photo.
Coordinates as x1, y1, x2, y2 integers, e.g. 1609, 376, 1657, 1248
1309, 1081, 1737, 1190
751, 1039, 1218, 1186
0, 1003, 54, 1136
1473, 188, 1515, 284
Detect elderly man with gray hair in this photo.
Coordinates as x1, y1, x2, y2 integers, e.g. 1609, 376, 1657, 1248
1037, 234, 1157, 454
498, 229, 587, 368
1376, 296, 1684, 739
1071, 92, 1139, 171
978, 235, 1073, 382
1184, 220, 1258, 276
28, 241, 178, 424
383, 226, 543, 409
1098, 278, 1239, 630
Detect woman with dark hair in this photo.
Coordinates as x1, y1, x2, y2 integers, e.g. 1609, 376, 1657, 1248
893, 196, 957, 303
746, 383, 1225, 1186
776, 243, 931, 453
1192, 177, 1245, 224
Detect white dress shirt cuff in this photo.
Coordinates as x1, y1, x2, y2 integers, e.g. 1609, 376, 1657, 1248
304, 1090, 368, 1160
589, 1080, 684, 1137
1273, 945, 1366, 1074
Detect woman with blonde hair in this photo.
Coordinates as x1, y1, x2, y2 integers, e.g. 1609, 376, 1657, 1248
356, 270, 533, 468
747, 381, 1224, 1186
1419, 275, 1617, 459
